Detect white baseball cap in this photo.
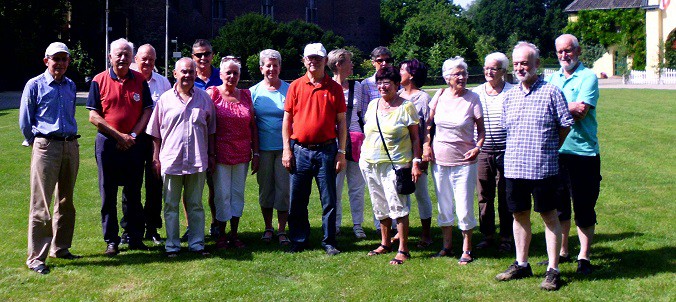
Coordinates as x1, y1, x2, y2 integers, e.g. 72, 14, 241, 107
303, 43, 327, 58
45, 42, 70, 57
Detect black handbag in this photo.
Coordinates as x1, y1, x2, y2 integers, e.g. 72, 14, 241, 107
375, 98, 416, 195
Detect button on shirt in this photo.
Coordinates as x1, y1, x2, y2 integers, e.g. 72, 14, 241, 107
501, 79, 574, 180
146, 86, 216, 175
19, 70, 78, 145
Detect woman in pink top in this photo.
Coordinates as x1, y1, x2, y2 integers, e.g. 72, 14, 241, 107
207, 56, 259, 249
423, 56, 485, 264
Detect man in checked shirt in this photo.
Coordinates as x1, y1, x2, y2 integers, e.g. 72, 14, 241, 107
494, 41, 573, 291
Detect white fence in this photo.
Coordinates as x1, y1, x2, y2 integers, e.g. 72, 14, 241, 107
626, 68, 676, 85
542, 68, 556, 79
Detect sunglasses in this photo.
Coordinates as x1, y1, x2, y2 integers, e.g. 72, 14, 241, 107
192, 51, 212, 58
221, 55, 241, 63
374, 58, 394, 64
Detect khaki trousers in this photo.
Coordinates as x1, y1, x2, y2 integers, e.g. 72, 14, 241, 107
26, 137, 79, 268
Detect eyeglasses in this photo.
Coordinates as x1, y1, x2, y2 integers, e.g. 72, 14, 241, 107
192, 51, 212, 58
448, 72, 467, 78
483, 67, 503, 72
376, 80, 394, 87
374, 58, 394, 64
221, 55, 241, 63
48, 56, 69, 63
306, 55, 324, 61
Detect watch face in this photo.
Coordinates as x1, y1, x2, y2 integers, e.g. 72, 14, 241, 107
131, 132, 137, 138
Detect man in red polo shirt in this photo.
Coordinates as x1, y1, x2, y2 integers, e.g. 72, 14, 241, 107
86, 38, 153, 256
282, 43, 347, 255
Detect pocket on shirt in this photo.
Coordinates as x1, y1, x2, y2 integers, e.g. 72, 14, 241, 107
190, 108, 207, 126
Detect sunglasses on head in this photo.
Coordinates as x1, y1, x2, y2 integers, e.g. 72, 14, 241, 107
221, 55, 241, 63
192, 51, 212, 58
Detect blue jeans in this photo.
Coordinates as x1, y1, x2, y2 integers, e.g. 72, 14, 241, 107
288, 141, 338, 248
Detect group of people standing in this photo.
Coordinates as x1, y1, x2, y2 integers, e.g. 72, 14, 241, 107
20, 33, 600, 292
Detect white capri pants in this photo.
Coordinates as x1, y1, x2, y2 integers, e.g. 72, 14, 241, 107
336, 160, 365, 227
213, 163, 248, 222
431, 163, 478, 230
360, 160, 410, 220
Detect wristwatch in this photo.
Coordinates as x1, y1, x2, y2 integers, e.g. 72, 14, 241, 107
337, 149, 346, 154
412, 158, 422, 163
130, 132, 137, 139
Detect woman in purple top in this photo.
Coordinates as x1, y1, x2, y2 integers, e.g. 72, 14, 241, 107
424, 56, 485, 264
207, 56, 259, 249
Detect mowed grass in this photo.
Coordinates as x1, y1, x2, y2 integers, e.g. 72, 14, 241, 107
0, 88, 674, 301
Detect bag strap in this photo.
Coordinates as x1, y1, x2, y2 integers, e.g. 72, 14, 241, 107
374, 98, 397, 171
346, 80, 355, 130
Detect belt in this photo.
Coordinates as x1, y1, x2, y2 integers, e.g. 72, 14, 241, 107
35, 133, 80, 141
295, 139, 334, 150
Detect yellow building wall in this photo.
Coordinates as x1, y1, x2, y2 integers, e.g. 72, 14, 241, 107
592, 47, 616, 77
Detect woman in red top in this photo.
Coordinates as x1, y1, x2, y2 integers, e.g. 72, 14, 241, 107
207, 56, 260, 249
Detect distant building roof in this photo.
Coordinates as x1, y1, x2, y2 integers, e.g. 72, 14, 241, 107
565, 0, 643, 12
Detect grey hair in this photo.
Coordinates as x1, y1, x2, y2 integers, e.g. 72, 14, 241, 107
174, 57, 196, 70
327, 49, 352, 73
442, 56, 468, 77
485, 52, 509, 70
555, 34, 580, 48
513, 41, 540, 59
370, 46, 392, 60
259, 49, 282, 67
220, 58, 241, 71
110, 38, 134, 53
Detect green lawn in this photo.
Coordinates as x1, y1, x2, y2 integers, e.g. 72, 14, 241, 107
0, 89, 674, 301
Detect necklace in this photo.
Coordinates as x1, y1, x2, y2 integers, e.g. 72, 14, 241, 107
381, 99, 392, 109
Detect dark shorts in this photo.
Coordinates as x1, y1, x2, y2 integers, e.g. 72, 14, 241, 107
556, 154, 601, 228
506, 176, 558, 213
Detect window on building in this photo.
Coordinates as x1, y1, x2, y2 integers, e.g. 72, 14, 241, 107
306, 0, 317, 24
213, 0, 227, 20
261, 0, 274, 20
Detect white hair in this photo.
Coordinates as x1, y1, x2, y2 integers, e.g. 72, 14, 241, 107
259, 49, 282, 67
485, 52, 509, 70
110, 38, 134, 53
220, 58, 241, 71
555, 34, 580, 48
442, 56, 468, 77
513, 41, 540, 59
174, 57, 196, 70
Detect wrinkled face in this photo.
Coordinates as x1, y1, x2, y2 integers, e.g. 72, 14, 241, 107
556, 38, 581, 72
445, 67, 468, 89
135, 48, 156, 78
303, 55, 326, 74
44, 52, 70, 80
192, 46, 213, 70
483, 59, 505, 83
377, 78, 399, 99
400, 63, 412, 87
109, 44, 133, 73
174, 60, 195, 88
220, 62, 240, 87
512, 47, 539, 83
260, 58, 280, 81
372, 54, 393, 72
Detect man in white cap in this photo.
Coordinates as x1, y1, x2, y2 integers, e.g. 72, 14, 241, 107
19, 42, 81, 274
282, 43, 347, 255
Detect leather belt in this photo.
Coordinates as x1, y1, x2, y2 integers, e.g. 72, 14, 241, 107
295, 139, 334, 150
35, 133, 81, 141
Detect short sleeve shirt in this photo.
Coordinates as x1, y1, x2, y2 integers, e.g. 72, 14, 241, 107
472, 82, 513, 152
501, 79, 574, 179
208, 87, 254, 165
545, 63, 600, 156
148, 72, 172, 104
194, 66, 223, 90
86, 69, 153, 134
250, 80, 289, 151
284, 74, 346, 144
430, 90, 483, 166
360, 99, 419, 164
146, 86, 216, 175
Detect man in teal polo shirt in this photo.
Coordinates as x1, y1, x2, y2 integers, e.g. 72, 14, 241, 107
545, 34, 601, 275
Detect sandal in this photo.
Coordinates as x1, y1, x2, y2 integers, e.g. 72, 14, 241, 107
367, 244, 392, 256
431, 248, 454, 258
261, 228, 274, 243
390, 250, 411, 265
277, 232, 291, 246
458, 251, 473, 265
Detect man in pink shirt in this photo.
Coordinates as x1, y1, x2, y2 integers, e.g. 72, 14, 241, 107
146, 58, 216, 257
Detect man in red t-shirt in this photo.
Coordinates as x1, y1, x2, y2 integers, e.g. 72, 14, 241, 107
282, 43, 347, 255
86, 38, 153, 256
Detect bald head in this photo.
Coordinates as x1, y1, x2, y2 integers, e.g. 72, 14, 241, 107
135, 44, 157, 80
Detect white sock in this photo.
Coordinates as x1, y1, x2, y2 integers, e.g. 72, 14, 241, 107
517, 261, 529, 267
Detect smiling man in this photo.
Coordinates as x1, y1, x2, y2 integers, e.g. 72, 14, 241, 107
20, 42, 81, 274
87, 38, 153, 256
282, 43, 347, 255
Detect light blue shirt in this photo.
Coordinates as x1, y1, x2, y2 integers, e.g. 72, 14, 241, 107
250, 80, 289, 151
546, 63, 600, 156
19, 70, 78, 145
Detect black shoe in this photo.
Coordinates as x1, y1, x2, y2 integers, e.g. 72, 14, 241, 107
537, 254, 572, 266
210, 223, 220, 239
495, 261, 533, 281
540, 268, 562, 291
105, 243, 119, 256
128, 240, 149, 251
286, 244, 305, 254
324, 245, 341, 256
180, 229, 189, 242
51, 252, 82, 260
30, 264, 50, 275
576, 259, 593, 275
431, 248, 454, 258
120, 232, 130, 245
145, 230, 164, 245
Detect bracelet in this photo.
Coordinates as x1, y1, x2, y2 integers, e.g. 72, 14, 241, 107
253, 153, 260, 156
337, 149, 346, 155
412, 158, 422, 163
